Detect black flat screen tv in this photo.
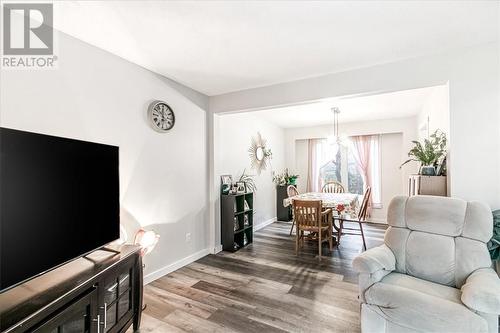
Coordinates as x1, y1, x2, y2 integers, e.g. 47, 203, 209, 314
0, 127, 120, 292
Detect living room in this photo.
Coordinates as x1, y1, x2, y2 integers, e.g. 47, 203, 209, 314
0, 1, 499, 333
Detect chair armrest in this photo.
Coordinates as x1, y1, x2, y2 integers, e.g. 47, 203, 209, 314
321, 208, 332, 216
352, 244, 396, 274
461, 268, 500, 314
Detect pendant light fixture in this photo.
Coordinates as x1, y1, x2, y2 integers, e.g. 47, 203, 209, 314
331, 107, 342, 145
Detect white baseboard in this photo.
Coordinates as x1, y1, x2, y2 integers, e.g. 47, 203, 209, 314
254, 217, 277, 231
143, 247, 210, 285
212, 244, 223, 254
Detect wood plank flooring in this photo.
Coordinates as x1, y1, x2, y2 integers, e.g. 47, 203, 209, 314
135, 221, 387, 333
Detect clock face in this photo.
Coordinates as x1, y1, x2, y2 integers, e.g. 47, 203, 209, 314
148, 101, 175, 132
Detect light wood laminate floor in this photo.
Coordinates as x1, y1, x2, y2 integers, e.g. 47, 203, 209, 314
135, 221, 387, 333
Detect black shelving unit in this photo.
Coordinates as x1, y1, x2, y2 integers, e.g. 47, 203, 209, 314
221, 192, 253, 252
276, 185, 292, 221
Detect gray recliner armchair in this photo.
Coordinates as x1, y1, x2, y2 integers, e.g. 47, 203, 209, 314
353, 195, 500, 333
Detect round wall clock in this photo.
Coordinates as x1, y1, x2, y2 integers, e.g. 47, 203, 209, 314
148, 100, 175, 132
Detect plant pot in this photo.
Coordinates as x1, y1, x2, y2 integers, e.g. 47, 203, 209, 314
421, 165, 436, 176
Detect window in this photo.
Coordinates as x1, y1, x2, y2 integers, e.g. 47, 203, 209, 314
309, 135, 381, 207
347, 148, 364, 195
319, 148, 342, 185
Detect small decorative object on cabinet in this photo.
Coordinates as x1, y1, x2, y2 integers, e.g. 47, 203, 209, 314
408, 175, 447, 196
220, 175, 232, 195
0, 245, 143, 333
221, 192, 253, 251
238, 169, 257, 193
233, 217, 239, 231
236, 181, 246, 194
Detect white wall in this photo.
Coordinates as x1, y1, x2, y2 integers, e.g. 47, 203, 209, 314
286, 117, 414, 221
216, 112, 285, 235
417, 84, 450, 140
211, 42, 500, 209
0, 30, 210, 282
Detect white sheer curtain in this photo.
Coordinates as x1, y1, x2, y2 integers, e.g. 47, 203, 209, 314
306, 139, 320, 192
351, 135, 381, 210
306, 139, 338, 192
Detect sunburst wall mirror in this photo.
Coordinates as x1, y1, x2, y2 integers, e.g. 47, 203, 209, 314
248, 132, 272, 175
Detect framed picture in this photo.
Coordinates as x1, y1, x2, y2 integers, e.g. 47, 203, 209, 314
221, 175, 232, 194
236, 181, 246, 194
436, 156, 447, 176
230, 183, 238, 194
221, 175, 232, 185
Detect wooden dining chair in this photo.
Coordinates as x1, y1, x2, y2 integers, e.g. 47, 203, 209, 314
287, 185, 299, 235
293, 199, 333, 260
322, 181, 345, 193
336, 186, 371, 251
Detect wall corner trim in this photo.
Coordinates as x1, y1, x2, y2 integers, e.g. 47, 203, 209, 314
212, 244, 223, 254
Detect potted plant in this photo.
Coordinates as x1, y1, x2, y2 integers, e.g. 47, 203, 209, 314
487, 210, 500, 275
400, 130, 447, 176
238, 169, 257, 193
272, 168, 299, 186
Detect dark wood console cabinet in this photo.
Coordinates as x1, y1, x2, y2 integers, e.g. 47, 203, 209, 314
0, 245, 143, 333
276, 185, 292, 222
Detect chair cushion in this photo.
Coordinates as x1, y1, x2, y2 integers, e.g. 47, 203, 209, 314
364, 273, 488, 333
385, 196, 493, 288
406, 231, 456, 286
406, 195, 467, 236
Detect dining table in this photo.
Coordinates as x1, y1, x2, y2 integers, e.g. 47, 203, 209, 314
283, 192, 359, 215
283, 192, 360, 238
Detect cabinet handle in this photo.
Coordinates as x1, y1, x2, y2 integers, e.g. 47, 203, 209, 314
103, 303, 107, 328
99, 303, 107, 329
92, 314, 101, 333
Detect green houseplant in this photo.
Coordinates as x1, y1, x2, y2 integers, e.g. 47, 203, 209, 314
400, 130, 447, 175
272, 168, 299, 186
238, 169, 257, 193
487, 210, 500, 274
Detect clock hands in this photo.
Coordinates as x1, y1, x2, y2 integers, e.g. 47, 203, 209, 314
149, 101, 175, 132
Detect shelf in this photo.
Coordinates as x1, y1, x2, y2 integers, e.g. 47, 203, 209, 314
234, 225, 252, 234
234, 209, 253, 216
223, 192, 253, 197
221, 191, 254, 252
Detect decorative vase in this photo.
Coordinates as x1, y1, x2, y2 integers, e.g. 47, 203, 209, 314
421, 165, 436, 176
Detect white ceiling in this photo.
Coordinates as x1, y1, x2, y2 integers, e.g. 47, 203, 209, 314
53, 1, 498, 96
247, 86, 438, 128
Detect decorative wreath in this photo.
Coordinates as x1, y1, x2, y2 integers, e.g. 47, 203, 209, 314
248, 132, 272, 175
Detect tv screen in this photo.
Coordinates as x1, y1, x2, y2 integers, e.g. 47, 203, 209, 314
0, 127, 120, 292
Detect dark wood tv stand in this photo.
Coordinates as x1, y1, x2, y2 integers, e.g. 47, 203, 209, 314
0, 245, 143, 333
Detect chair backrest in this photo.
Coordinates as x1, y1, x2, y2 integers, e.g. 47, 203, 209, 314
293, 200, 322, 229
385, 195, 493, 288
287, 185, 299, 198
322, 181, 345, 193
357, 187, 371, 221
